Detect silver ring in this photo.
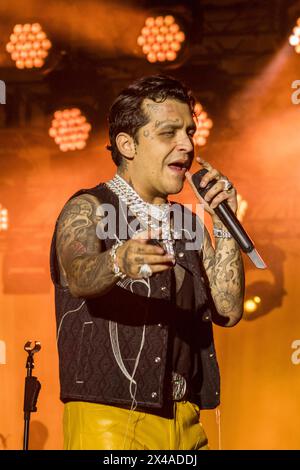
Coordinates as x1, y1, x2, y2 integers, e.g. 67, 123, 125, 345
139, 263, 152, 278
219, 178, 233, 192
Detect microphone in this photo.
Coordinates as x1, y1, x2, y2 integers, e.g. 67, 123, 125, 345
189, 168, 266, 269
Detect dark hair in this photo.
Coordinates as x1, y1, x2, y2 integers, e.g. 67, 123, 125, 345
107, 75, 196, 167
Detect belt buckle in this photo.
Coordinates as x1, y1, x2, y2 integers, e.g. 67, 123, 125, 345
172, 372, 187, 401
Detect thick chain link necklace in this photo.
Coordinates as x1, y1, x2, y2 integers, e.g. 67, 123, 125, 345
106, 174, 175, 255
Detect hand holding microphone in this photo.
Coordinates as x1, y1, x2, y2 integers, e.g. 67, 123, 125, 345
186, 158, 266, 269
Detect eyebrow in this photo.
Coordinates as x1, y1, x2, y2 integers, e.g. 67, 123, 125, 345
157, 120, 196, 131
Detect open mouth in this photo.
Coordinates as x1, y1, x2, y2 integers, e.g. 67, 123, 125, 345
168, 160, 189, 175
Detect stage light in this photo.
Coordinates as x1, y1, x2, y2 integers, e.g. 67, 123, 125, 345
244, 296, 261, 313
244, 295, 262, 316
49, 108, 92, 152
289, 18, 300, 53
244, 299, 257, 313
6, 23, 52, 69
0, 205, 8, 232
137, 15, 185, 63
236, 194, 248, 222
193, 102, 213, 147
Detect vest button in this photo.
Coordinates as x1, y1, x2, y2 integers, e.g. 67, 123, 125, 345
154, 356, 161, 364
178, 252, 184, 258
151, 392, 158, 399
161, 286, 167, 292
157, 323, 163, 328
203, 315, 210, 321
209, 353, 214, 358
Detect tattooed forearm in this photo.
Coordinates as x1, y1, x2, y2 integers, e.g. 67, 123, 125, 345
56, 194, 118, 298
70, 250, 116, 297
202, 226, 245, 327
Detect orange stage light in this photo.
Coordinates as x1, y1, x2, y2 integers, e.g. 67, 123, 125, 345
0, 205, 8, 231
137, 15, 185, 63
193, 102, 213, 147
289, 18, 300, 53
49, 108, 92, 152
6, 23, 51, 69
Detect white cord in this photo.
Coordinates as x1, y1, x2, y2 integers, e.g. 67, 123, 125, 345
56, 300, 85, 343
103, 194, 156, 448
216, 407, 222, 450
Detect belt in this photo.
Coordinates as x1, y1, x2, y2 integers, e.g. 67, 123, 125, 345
171, 372, 188, 401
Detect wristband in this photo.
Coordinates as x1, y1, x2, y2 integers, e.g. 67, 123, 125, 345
110, 241, 126, 279
213, 227, 232, 239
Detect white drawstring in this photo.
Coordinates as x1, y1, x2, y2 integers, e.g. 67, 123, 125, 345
216, 407, 222, 450
56, 300, 85, 343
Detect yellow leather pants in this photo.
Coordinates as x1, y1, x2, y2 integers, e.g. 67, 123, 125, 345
63, 401, 209, 450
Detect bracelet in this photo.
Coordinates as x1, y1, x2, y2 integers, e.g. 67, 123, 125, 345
110, 240, 127, 279
213, 227, 232, 239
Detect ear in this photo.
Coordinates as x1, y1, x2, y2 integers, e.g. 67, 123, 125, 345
115, 133, 136, 160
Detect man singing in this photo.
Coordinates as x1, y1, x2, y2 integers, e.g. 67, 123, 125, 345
50, 75, 245, 450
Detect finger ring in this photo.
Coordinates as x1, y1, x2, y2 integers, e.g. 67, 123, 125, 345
139, 263, 152, 278
219, 178, 233, 192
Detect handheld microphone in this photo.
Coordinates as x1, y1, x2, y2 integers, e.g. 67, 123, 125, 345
190, 168, 266, 269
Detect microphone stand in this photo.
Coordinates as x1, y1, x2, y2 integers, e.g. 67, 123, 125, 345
23, 341, 41, 451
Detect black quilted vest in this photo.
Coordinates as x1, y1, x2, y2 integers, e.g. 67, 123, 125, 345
50, 182, 220, 410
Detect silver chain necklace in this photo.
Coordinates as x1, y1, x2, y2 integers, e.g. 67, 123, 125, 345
105, 174, 175, 255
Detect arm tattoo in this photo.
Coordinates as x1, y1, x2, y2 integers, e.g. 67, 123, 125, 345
56, 194, 117, 298
201, 226, 245, 326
